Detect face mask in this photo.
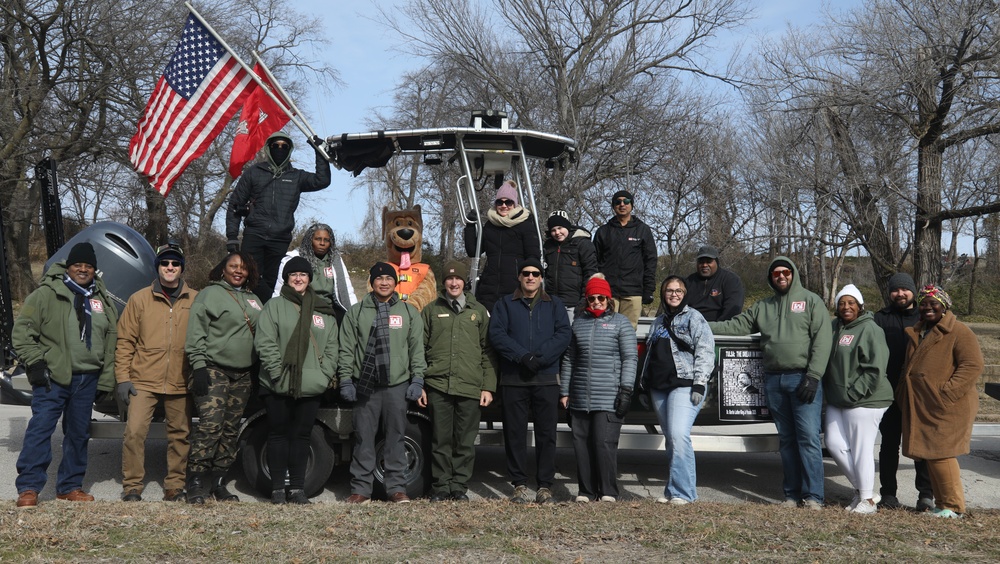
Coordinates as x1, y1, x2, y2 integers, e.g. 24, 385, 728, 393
269, 143, 291, 166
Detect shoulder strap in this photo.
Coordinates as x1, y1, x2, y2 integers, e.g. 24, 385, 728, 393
225, 290, 255, 337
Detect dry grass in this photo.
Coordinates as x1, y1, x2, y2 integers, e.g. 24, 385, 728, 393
3, 500, 1000, 562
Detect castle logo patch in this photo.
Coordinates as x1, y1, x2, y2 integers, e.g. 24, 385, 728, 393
389, 315, 403, 328
313, 315, 325, 329
90, 299, 104, 313
324, 266, 334, 278
839, 334, 855, 346
790, 301, 806, 313
247, 299, 262, 310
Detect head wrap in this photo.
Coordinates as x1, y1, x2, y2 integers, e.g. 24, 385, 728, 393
917, 285, 952, 310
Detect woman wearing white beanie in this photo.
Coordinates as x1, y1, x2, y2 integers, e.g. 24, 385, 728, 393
824, 284, 894, 514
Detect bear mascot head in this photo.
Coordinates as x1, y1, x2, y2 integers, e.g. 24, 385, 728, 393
379, 205, 436, 311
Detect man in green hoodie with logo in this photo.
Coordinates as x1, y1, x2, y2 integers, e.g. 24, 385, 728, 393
709, 257, 832, 509
13, 242, 118, 509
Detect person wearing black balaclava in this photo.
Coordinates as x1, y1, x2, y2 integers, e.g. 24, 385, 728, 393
226, 131, 331, 303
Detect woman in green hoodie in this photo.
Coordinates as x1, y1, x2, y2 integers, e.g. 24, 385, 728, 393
255, 256, 338, 505
823, 284, 892, 515
184, 252, 262, 504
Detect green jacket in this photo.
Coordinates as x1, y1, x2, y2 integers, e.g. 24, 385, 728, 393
12, 261, 118, 390
422, 290, 497, 400
185, 281, 262, 371
709, 256, 832, 381
255, 294, 339, 397
337, 293, 426, 387
823, 310, 893, 409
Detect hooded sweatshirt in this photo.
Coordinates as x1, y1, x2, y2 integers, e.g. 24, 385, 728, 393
708, 256, 832, 381
12, 261, 118, 390
823, 310, 893, 408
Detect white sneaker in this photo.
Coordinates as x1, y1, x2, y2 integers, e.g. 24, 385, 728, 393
802, 499, 823, 511
852, 499, 878, 515
655, 497, 670, 504
600, 496, 616, 502
845, 491, 860, 512
669, 498, 690, 506
575, 495, 590, 503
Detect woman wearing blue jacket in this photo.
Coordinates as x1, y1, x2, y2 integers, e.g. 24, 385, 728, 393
639, 275, 715, 504
560, 275, 637, 502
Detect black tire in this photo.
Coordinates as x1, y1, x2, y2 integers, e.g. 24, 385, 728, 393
241, 422, 335, 497
372, 413, 431, 500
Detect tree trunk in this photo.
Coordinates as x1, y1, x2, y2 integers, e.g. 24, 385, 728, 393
144, 186, 169, 248
914, 144, 943, 286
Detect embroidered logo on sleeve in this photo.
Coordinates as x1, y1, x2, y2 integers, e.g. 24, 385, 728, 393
839, 334, 855, 346
790, 301, 806, 313
313, 315, 325, 329
90, 299, 104, 313
389, 315, 403, 328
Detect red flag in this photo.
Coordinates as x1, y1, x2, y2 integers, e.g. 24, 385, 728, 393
129, 14, 254, 196
229, 65, 293, 179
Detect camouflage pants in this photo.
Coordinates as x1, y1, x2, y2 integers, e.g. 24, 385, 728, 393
187, 366, 252, 474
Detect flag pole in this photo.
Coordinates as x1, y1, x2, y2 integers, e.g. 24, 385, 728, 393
184, 2, 327, 159
252, 52, 316, 138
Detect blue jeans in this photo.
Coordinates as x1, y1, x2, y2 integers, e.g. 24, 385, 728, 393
16, 373, 99, 495
651, 386, 704, 502
764, 372, 824, 503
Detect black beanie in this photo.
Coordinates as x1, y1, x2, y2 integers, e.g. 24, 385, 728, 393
771, 259, 793, 272
887, 272, 917, 294
611, 190, 634, 206
369, 262, 398, 286
282, 256, 313, 283
547, 213, 573, 231
66, 242, 97, 268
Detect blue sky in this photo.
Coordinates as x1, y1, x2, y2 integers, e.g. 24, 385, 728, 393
283, 0, 859, 243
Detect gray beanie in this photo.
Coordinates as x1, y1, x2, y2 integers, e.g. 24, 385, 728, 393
887, 272, 917, 294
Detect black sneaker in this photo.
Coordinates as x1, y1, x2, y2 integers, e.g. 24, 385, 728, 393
429, 492, 449, 503
451, 492, 470, 501
878, 495, 901, 510
121, 489, 142, 502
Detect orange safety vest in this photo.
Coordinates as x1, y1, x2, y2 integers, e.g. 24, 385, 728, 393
392, 263, 430, 301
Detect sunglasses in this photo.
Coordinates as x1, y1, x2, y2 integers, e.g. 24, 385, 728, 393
771, 269, 793, 278
520, 270, 542, 278
613, 198, 632, 205
495, 198, 515, 207
159, 260, 182, 268
586, 295, 607, 303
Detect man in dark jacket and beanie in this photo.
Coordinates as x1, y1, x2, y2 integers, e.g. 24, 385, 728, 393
422, 260, 497, 502
13, 242, 118, 509
593, 190, 657, 329
226, 131, 331, 302
874, 272, 933, 511
685, 245, 745, 322
709, 257, 832, 509
543, 210, 597, 321
489, 257, 572, 504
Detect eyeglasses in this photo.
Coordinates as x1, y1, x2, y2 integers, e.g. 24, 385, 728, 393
771, 269, 793, 278
495, 199, 515, 207
520, 270, 542, 278
663, 289, 685, 295
586, 295, 607, 303
155, 242, 184, 256
613, 198, 632, 205
159, 260, 182, 268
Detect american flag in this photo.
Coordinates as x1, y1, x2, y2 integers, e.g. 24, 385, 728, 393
130, 13, 254, 196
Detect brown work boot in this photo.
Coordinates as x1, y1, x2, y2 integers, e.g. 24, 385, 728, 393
162, 489, 186, 502
345, 494, 370, 504
17, 490, 38, 509
56, 489, 95, 502
388, 492, 411, 503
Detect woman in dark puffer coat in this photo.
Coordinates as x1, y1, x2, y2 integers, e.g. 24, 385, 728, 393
559, 275, 637, 502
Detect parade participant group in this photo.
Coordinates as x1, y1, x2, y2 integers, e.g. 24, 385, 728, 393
11, 173, 982, 520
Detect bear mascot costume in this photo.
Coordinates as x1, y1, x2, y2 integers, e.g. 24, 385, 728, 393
380, 205, 436, 311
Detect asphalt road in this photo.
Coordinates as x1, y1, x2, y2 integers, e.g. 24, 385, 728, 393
2, 403, 999, 509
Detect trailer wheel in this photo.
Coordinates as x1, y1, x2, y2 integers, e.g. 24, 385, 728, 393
372, 413, 431, 500
241, 422, 335, 497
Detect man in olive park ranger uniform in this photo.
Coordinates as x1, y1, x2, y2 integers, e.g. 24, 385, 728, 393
422, 260, 498, 502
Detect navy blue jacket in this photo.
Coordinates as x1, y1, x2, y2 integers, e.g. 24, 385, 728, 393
489, 289, 571, 386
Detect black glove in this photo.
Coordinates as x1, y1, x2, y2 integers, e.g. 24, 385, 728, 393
339, 378, 357, 402
466, 210, 479, 222
642, 294, 654, 305
795, 376, 819, 404
116, 381, 137, 406
405, 378, 424, 402
307, 135, 324, 150
690, 384, 706, 406
638, 392, 652, 411
614, 387, 633, 418
226, 240, 239, 253
192, 367, 210, 397
26, 362, 51, 392
520, 353, 543, 373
